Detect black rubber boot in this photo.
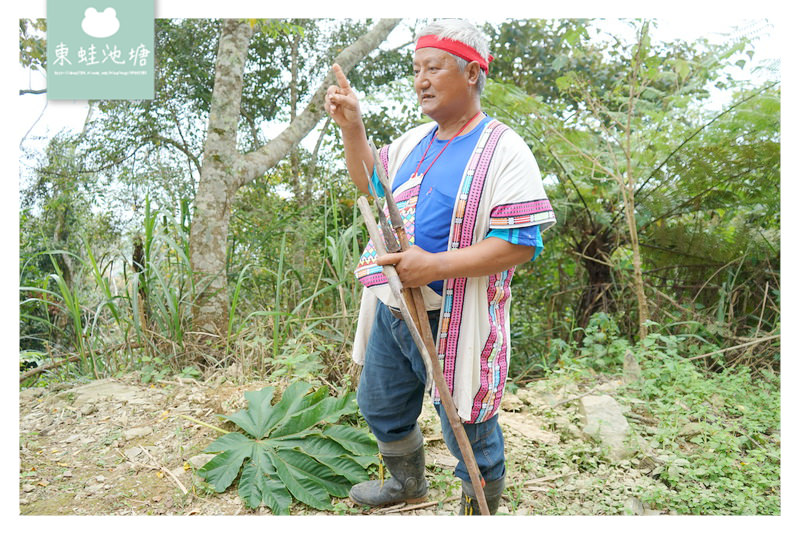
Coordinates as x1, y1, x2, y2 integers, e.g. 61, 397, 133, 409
349, 427, 428, 507
458, 474, 505, 515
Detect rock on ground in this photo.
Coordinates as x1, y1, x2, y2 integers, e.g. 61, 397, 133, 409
579, 395, 638, 461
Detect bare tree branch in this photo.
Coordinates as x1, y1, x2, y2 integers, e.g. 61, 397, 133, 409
237, 18, 402, 188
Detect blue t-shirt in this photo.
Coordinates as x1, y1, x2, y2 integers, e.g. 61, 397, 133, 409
372, 116, 543, 294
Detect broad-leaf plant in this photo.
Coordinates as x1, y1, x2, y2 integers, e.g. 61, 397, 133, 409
198, 382, 378, 514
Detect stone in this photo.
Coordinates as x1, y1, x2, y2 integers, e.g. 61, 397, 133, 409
502, 411, 560, 445
170, 466, 188, 482
637, 455, 659, 472
596, 379, 622, 394
79, 404, 97, 416
500, 392, 524, 412
623, 350, 642, 384
128, 398, 152, 406
515, 388, 539, 406
187, 453, 216, 470
124, 447, 144, 461
678, 422, 705, 438
123, 427, 153, 441
624, 496, 645, 515
70, 380, 144, 408
425, 450, 459, 469
84, 483, 103, 495
579, 395, 638, 461
20, 388, 45, 401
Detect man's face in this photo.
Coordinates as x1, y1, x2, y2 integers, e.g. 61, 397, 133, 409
413, 47, 473, 122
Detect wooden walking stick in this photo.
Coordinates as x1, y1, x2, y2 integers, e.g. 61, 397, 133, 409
363, 165, 433, 388
358, 152, 491, 516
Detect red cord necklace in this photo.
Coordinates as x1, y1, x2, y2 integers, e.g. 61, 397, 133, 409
412, 111, 484, 179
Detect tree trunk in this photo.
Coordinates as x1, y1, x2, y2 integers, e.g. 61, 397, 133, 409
623, 24, 651, 341
52, 202, 74, 288
289, 28, 301, 197
622, 182, 650, 339
189, 19, 252, 338
189, 18, 401, 340
575, 227, 616, 330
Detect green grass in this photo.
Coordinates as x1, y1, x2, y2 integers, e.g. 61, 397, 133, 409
521, 331, 781, 515
627, 351, 780, 514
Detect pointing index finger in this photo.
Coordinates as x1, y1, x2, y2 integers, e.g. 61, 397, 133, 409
332, 63, 351, 90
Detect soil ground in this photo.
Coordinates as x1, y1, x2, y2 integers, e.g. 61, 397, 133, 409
18, 369, 662, 516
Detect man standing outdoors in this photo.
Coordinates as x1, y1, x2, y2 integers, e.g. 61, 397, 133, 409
324, 19, 556, 515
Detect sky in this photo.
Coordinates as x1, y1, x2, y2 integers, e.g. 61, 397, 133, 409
4, 0, 796, 529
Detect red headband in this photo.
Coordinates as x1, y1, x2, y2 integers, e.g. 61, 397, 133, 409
415, 35, 493, 73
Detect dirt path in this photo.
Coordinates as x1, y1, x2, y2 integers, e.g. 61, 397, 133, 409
19, 371, 659, 516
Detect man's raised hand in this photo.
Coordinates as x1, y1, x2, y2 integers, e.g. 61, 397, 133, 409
325, 63, 373, 194
324, 63, 363, 129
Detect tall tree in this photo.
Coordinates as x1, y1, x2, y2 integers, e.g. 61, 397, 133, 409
484, 19, 776, 340
189, 18, 401, 338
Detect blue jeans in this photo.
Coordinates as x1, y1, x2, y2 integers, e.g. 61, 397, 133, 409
357, 300, 506, 482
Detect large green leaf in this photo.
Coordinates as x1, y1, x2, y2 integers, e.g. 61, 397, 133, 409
322, 424, 379, 456
201, 433, 256, 492
238, 449, 291, 514
221, 387, 276, 439
197, 383, 377, 514
270, 391, 356, 438
274, 433, 375, 484
260, 381, 314, 433
267, 448, 334, 510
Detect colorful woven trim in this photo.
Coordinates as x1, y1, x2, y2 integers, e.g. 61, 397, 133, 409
470, 268, 513, 421
489, 199, 556, 228
354, 145, 419, 288
433, 120, 510, 424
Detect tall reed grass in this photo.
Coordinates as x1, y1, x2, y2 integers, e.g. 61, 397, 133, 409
20, 186, 367, 388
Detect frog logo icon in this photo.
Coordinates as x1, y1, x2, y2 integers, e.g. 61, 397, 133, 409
81, 7, 120, 38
